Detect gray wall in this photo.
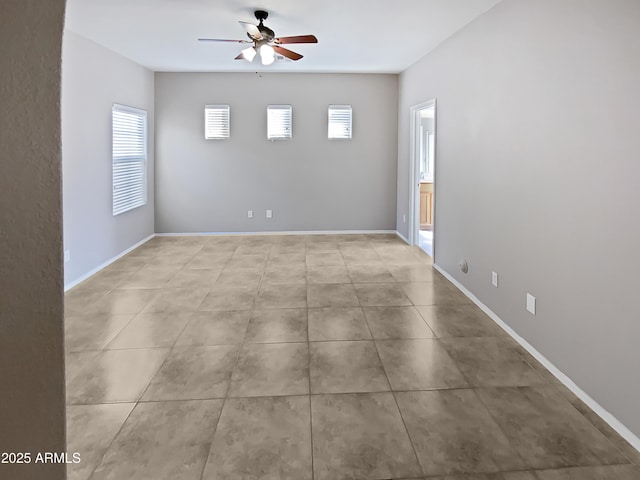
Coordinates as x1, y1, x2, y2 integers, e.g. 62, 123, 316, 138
62, 31, 155, 286
0, 1, 67, 478
397, 0, 640, 436
155, 73, 398, 233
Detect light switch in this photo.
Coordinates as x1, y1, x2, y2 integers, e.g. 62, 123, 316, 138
526, 293, 536, 315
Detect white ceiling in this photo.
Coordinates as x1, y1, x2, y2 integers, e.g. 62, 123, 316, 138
65, 0, 502, 73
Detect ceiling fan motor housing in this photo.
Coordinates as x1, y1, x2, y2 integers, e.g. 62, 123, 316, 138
254, 10, 275, 42
259, 26, 275, 42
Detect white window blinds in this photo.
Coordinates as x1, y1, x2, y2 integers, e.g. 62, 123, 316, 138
205, 105, 230, 139
112, 104, 147, 216
267, 105, 292, 140
328, 105, 352, 139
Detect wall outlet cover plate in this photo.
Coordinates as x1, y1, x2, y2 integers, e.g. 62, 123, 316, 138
526, 293, 536, 315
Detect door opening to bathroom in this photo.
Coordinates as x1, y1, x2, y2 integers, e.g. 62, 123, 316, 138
410, 100, 436, 257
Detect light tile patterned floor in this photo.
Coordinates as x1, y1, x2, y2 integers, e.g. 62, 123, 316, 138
64, 234, 640, 480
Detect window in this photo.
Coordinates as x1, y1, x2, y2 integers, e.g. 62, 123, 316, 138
205, 105, 230, 139
328, 105, 352, 139
267, 105, 292, 140
112, 104, 147, 216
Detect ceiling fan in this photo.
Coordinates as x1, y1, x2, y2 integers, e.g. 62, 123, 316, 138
198, 10, 318, 65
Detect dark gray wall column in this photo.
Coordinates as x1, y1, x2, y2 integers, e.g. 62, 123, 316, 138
0, 1, 67, 478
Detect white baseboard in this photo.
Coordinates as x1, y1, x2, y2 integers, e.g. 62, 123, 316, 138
432, 263, 640, 453
64, 234, 155, 292
155, 230, 397, 237
395, 230, 410, 244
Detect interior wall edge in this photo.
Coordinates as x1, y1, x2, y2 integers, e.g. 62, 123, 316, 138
395, 230, 410, 245
64, 234, 155, 292
434, 263, 640, 454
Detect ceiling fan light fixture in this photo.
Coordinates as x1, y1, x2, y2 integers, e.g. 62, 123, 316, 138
241, 46, 257, 62
198, 10, 316, 65
260, 44, 275, 65
260, 44, 274, 56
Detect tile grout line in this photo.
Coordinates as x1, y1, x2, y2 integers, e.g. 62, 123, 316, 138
82, 401, 138, 480
133, 308, 197, 402
70, 385, 553, 408
374, 246, 438, 478
69, 276, 198, 479
557, 388, 640, 468
471, 386, 531, 472
197, 242, 252, 480
374, 352, 425, 476
362, 297, 425, 477
306, 268, 315, 480
84, 242, 221, 480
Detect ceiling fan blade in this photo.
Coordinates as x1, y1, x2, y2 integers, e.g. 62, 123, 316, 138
273, 46, 303, 61
275, 35, 318, 44
239, 21, 263, 40
198, 38, 251, 43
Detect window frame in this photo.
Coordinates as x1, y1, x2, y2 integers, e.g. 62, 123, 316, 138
267, 104, 292, 141
328, 104, 352, 140
112, 103, 147, 216
204, 104, 230, 139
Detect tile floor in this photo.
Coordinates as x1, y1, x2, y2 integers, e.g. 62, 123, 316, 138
418, 229, 433, 257
64, 234, 640, 480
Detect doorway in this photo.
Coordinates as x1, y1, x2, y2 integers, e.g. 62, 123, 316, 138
409, 100, 436, 257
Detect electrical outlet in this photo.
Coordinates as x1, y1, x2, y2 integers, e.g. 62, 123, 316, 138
247, 210, 253, 218
402, 214, 406, 223
266, 209, 273, 219
526, 293, 536, 315
64, 250, 70, 263
491, 271, 498, 287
